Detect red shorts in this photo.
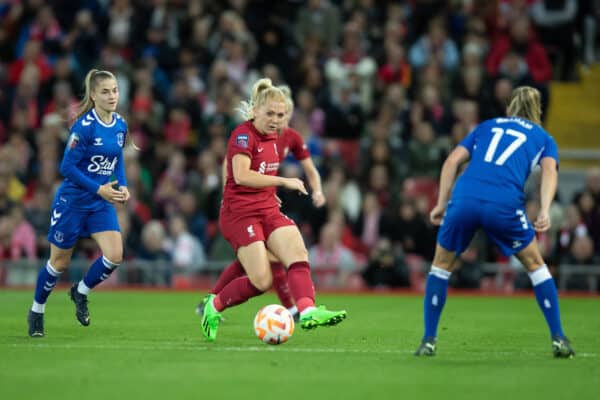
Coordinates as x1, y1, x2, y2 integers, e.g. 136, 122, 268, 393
219, 206, 297, 252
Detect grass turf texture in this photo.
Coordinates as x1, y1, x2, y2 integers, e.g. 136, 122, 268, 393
1, 289, 599, 400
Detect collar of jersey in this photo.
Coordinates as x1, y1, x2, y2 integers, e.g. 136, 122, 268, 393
92, 109, 117, 128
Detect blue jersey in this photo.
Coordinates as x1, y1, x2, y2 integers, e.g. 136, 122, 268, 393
452, 117, 559, 208
57, 108, 128, 211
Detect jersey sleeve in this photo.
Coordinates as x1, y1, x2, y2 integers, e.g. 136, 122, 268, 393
541, 134, 559, 165
289, 129, 310, 161
229, 129, 255, 159
59, 123, 101, 194
458, 128, 477, 154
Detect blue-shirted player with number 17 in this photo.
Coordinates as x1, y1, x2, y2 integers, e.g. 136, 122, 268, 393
414, 86, 575, 358
27, 69, 131, 337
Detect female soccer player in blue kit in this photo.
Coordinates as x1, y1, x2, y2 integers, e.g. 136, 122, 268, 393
28, 69, 130, 337
414, 86, 575, 358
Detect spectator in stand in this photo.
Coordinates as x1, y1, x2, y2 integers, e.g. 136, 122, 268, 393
486, 15, 552, 114
294, 0, 341, 52
3, 204, 37, 260
62, 9, 102, 78
309, 221, 357, 288
351, 191, 382, 251
362, 237, 409, 289
574, 190, 600, 255
555, 205, 589, 264
409, 17, 460, 72
380, 198, 435, 261
137, 220, 171, 285
407, 121, 445, 178
563, 235, 598, 291
531, 0, 578, 81
377, 43, 412, 90
8, 40, 52, 86
165, 213, 206, 274
482, 77, 514, 120
187, 149, 222, 222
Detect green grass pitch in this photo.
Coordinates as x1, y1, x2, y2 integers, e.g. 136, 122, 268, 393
1, 289, 599, 400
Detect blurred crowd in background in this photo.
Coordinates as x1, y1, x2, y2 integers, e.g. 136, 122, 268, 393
0, 0, 599, 291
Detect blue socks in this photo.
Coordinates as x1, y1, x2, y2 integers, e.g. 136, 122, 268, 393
529, 265, 564, 338
79, 256, 120, 295
32, 261, 62, 313
423, 266, 451, 340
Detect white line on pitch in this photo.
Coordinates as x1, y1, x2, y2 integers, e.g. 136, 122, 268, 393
4, 343, 598, 358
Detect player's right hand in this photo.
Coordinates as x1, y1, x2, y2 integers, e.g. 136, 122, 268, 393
534, 210, 551, 232
429, 204, 445, 226
282, 178, 308, 195
97, 180, 126, 203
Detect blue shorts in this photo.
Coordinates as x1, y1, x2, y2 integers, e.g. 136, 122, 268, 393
47, 197, 120, 249
437, 198, 535, 256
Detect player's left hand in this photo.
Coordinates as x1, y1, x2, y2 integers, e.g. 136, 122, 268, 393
312, 190, 326, 208
119, 186, 130, 203
429, 204, 445, 226
534, 210, 551, 232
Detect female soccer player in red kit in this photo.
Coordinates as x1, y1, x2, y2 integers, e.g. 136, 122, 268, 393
200, 79, 346, 341
196, 86, 327, 319
197, 85, 325, 320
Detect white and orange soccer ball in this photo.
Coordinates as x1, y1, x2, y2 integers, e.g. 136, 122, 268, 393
253, 304, 294, 345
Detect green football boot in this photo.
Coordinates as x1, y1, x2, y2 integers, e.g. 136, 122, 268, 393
299, 305, 347, 330
200, 294, 222, 341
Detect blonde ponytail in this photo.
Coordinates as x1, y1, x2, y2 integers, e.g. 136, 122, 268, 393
73, 69, 116, 125
236, 78, 287, 120
506, 86, 542, 125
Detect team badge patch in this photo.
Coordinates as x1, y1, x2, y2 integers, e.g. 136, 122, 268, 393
117, 132, 124, 147
54, 231, 64, 243
67, 133, 79, 150
236, 134, 249, 148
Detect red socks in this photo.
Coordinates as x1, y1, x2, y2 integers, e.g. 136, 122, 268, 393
214, 276, 263, 312
211, 260, 245, 294
287, 261, 315, 312
270, 262, 294, 309
211, 260, 311, 312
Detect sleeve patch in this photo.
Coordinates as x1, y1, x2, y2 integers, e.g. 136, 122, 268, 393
67, 133, 80, 150
236, 133, 249, 148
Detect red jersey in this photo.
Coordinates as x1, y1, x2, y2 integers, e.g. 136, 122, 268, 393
277, 127, 310, 162
223, 121, 281, 213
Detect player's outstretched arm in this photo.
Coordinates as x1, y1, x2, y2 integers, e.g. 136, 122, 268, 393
534, 157, 558, 232
232, 154, 307, 194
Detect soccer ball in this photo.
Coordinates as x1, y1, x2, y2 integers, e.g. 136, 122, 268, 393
253, 304, 295, 345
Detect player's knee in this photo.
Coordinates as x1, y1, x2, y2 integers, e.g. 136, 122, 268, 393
288, 246, 308, 263
49, 253, 71, 271
252, 273, 272, 292
102, 251, 122, 266
521, 254, 545, 271
49, 257, 69, 272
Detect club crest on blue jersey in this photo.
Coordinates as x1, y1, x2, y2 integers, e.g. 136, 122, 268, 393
117, 132, 124, 147
236, 134, 249, 148
53, 231, 64, 243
